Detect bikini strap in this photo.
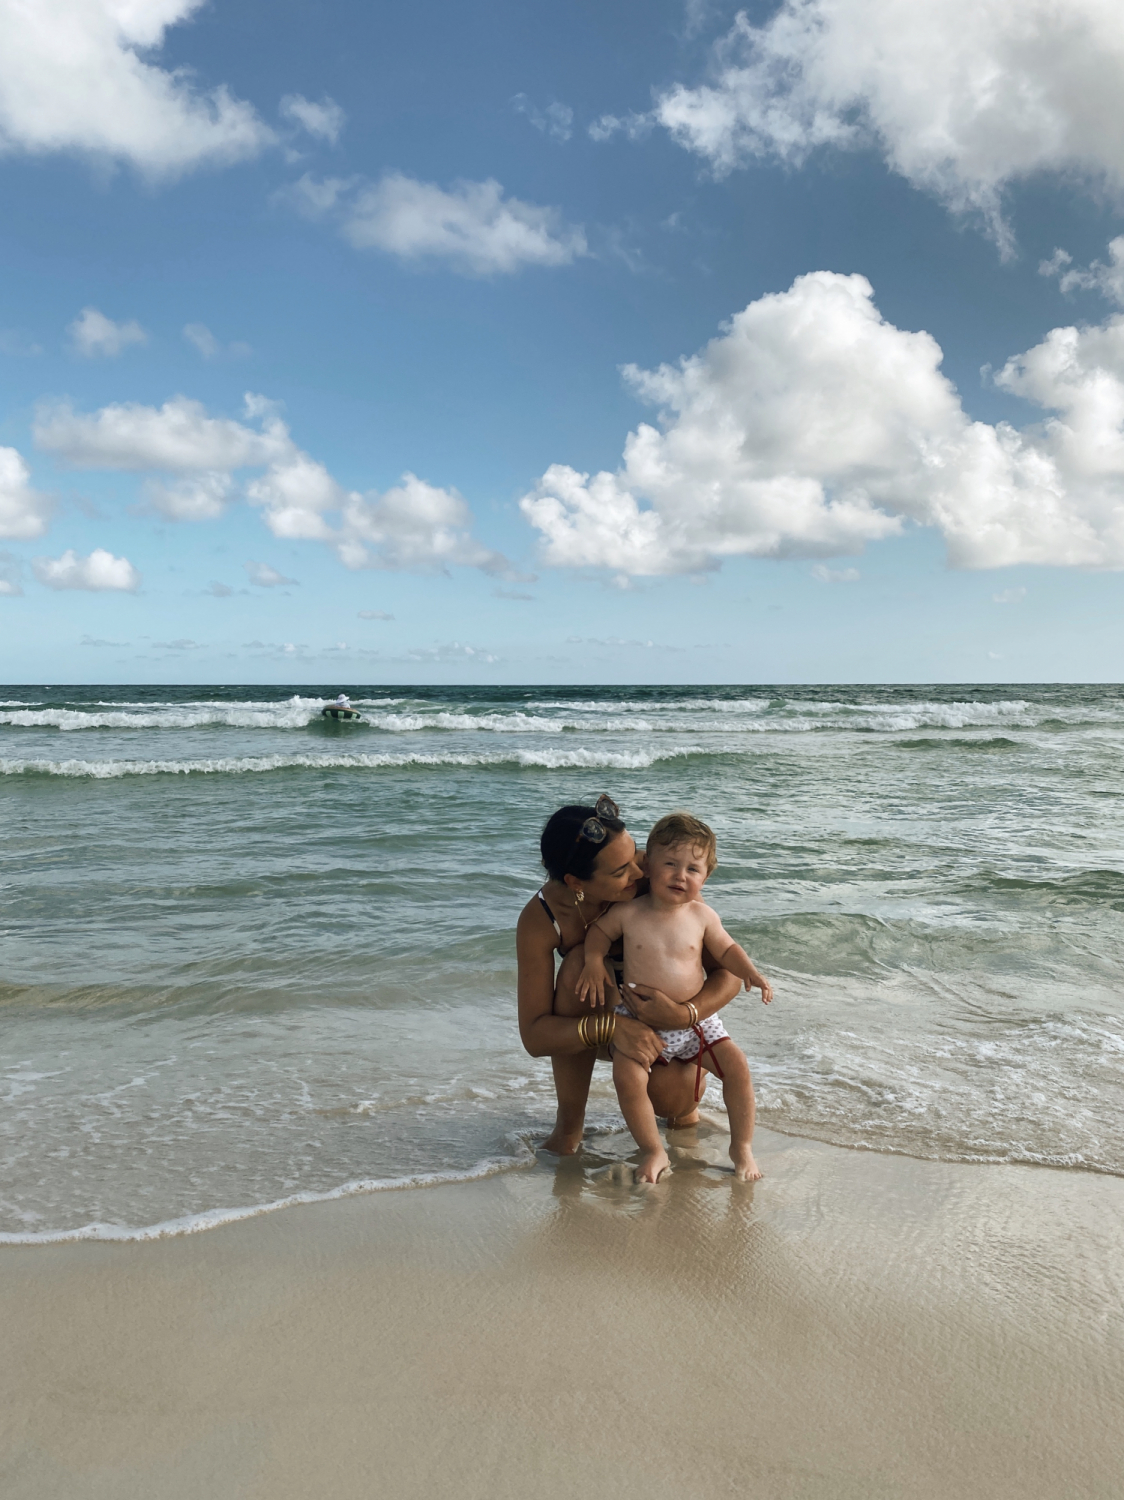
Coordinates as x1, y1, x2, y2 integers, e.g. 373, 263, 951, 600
537, 888, 564, 949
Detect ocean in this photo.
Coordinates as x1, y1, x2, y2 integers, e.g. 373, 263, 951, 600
2, 682, 1122, 1242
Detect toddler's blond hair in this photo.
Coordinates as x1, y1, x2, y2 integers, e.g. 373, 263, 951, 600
646, 811, 718, 873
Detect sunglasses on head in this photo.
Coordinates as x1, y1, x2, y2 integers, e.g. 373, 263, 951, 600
571, 794, 621, 853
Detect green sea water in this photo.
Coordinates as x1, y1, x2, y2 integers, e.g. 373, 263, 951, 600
2, 683, 1122, 1239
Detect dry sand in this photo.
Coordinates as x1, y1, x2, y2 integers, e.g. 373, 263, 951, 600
3, 1125, 1122, 1500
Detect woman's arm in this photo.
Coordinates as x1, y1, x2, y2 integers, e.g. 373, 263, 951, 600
517, 911, 588, 1058
517, 905, 664, 1067
623, 963, 741, 1032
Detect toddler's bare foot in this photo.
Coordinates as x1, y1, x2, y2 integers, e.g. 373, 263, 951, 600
731, 1144, 762, 1181
541, 1122, 584, 1155
635, 1147, 671, 1183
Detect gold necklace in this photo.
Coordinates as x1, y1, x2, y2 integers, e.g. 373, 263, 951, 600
573, 895, 608, 931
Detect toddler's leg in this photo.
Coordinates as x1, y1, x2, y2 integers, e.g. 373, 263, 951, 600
612, 1052, 670, 1183
704, 1040, 761, 1181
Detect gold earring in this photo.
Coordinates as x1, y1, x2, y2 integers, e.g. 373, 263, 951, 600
574, 889, 585, 903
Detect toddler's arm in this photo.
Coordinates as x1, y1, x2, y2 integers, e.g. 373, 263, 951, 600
703, 911, 773, 1004
576, 906, 624, 1009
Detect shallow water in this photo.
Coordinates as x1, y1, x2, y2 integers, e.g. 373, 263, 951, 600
2, 682, 1123, 1239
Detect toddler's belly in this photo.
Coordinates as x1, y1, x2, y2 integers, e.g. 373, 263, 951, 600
622, 962, 707, 1004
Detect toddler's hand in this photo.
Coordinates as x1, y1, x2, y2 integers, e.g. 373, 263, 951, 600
577, 961, 608, 1008
751, 972, 773, 1004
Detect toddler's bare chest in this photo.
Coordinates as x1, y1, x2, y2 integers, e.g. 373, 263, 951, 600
626, 917, 704, 965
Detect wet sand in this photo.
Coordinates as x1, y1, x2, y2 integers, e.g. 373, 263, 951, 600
3, 1125, 1122, 1500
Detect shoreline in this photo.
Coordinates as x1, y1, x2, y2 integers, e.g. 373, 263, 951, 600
6, 1111, 1121, 1247
4, 1125, 1122, 1500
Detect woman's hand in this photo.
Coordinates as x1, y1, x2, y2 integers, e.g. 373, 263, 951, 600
612, 1013, 665, 1068
623, 983, 695, 1031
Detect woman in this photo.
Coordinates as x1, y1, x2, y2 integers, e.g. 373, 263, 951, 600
516, 796, 741, 1154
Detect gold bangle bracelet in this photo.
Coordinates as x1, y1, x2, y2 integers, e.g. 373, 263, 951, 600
604, 1013, 616, 1047
685, 1002, 699, 1028
577, 1015, 589, 1048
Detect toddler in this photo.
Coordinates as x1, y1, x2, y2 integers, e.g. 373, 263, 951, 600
578, 811, 772, 1183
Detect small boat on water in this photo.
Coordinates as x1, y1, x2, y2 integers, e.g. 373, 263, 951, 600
321, 694, 363, 723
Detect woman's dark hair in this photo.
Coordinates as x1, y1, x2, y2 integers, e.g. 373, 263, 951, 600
540, 802, 627, 882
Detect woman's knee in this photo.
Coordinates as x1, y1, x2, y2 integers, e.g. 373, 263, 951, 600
552, 947, 586, 1017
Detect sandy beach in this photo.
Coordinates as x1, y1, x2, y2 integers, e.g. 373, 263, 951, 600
3, 1124, 1121, 1500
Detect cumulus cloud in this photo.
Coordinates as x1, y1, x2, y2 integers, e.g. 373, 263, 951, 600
1041, 238, 1124, 306
652, 0, 1124, 250
512, 95, 573, 142
279, 93, 344, 144
277, 171, 354, 218
33, 390, 516, 576
34, 393, 289, 471
0, 0, 273, 174
284, 170, 588, 275
0, 549, 23, 595
521, 270, 1124, 576
144, 471, 233, 521
403, 641, 500, 665
0, 445, 52, 539
68, 307, 147, 357
33, 547, 140, 591
335, 475, 515, 573
244, 560, 297, 586
183, 322, 251, 360
811, 564, 860, 582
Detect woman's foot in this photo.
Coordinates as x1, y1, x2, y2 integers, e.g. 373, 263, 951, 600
541, 1119, 585, 1154
730, 1143, 762, 1181
635, 1147, 671, 1183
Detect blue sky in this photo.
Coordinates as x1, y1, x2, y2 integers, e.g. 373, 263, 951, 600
2, 0, 1124, 684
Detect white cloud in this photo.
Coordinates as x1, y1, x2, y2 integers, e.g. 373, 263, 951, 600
0, 445, 52, 538
33, 390, 516, 576
182, 323, 252, 360
338, 172, 587, 275
512, 95, 573, 142
205, 580, 234, 597
403, 641, 500, 664
337, 474, 515, 574
993, 586, 1027, 603
1041, 237, 1124, 307
0, 0, 273, 175
35, 393, 289, 470
277, 171, 354, 218
589, 112, 653, 144
279, 93, 344, 144
145, 471, 233, 520
183, 322, 219, 358
653, 0, 1124, 251
521, 270, 1124, 576
68, 307, 147, 357
244, 560, 297, 587
33, 547, 140, 591
811, 564, 860, 582
0, 549, 23, 595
